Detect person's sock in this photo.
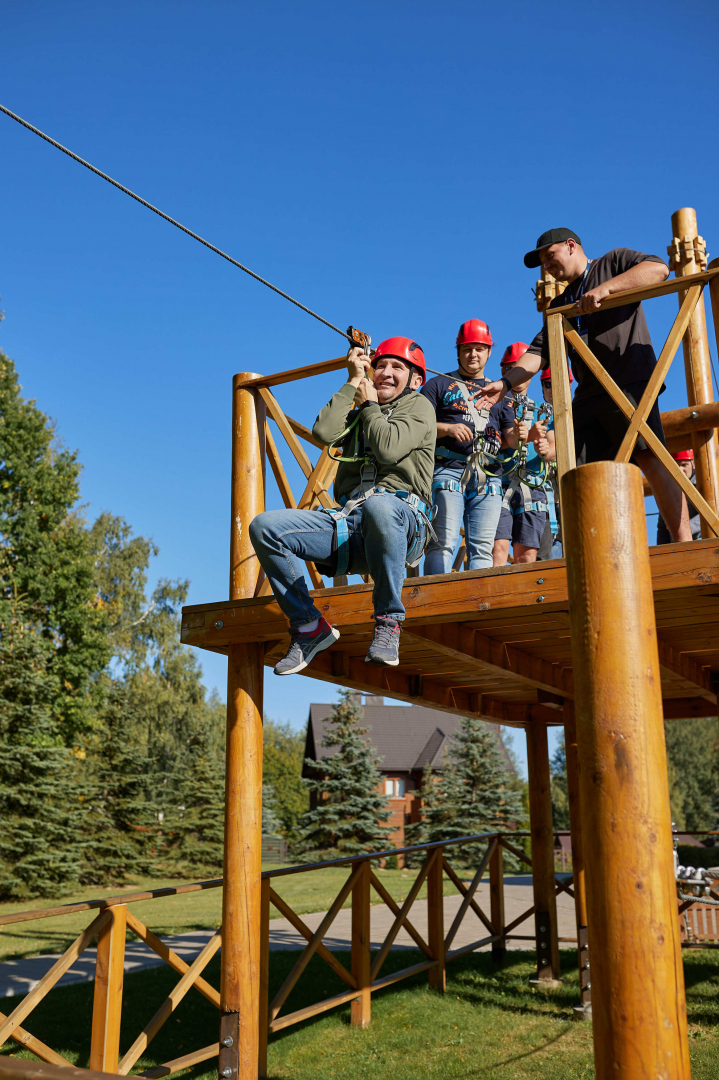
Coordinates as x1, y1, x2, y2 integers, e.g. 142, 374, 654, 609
297, 618, 320, 634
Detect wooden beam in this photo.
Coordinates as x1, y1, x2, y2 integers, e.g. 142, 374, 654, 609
181, 540, 719, 649
234, 356, 347, 390
662, 697, 718, 720
657, 640, 715, 702
551, 266, 719, 318
404, 624, 573, 698
265, 424, 298, 510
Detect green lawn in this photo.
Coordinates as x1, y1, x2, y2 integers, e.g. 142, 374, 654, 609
1, 948, 717, 1079
0, 866, 465, 963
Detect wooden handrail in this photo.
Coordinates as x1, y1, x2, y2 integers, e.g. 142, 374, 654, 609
234, 355, 347, 390
550, 265, 719, 317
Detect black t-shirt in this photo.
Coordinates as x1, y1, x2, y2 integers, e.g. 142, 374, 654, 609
527, 248, 667, 402
420, 370, 514, 472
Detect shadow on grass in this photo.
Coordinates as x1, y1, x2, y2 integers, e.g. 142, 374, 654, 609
0, 947, 716, 1078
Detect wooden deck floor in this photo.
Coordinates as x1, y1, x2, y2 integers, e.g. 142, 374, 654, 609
181, 539, 719, 727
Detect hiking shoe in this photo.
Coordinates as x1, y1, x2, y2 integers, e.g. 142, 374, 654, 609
274, 617, 340, 676
365, 617, 401, 666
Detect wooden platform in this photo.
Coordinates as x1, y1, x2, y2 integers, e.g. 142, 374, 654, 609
181, 540, 719, 727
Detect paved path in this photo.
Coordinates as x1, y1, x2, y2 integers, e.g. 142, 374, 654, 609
0, 876, 577, 998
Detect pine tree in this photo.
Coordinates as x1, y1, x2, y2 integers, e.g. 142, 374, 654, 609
549, 733, 570, 830
410, 718, 525, 868
296, 690, 392, 861
0, 353, 110, 897
262, 783, 281, 837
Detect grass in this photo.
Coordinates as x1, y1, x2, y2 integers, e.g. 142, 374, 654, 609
0, 866, 467, 963
1, 948, 718, 1078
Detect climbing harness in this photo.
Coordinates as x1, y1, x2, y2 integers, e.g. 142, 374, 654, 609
322, 488, 435, 577
500, 396, 558, 534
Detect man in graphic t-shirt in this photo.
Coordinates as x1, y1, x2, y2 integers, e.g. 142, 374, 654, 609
477, 228, 691, 542
421, 319, 514, 571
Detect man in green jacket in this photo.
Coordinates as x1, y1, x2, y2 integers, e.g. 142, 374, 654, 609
249, 336, 436, 675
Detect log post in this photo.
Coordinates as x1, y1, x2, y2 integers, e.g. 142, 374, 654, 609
526, 724, 561, 987
670, 208, 719, 536
563, 461, 690, 1079
351, 859, 372, 1027
89, 904, 126, 1072
220, 373, 266, 1080
427, 848, 446, 991
489, 840, 506, 962
258, 878, 271, 1079
563, 701, 591, 1018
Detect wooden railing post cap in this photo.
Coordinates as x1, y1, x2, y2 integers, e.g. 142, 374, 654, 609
233, 372, 262, 389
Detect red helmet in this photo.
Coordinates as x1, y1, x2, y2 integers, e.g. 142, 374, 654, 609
673, 449, 694, 461
456, 319, 493, 348
372, 337, 427, 385
541, 364, 574, 384
500, 342, 530, 366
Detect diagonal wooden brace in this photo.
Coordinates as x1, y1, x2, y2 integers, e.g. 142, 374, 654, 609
613, 284, 703, 462
370, 849, 438, 982
563, 321, 719, 537
443, 839, 497, 951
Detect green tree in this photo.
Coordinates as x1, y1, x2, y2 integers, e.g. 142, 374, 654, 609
408, 719, 525, 868
297, 690, 391, 861
549, 733, 570, 830
664, 718, 718, 831
262, 719, 309, 842
0, 353, 110, 896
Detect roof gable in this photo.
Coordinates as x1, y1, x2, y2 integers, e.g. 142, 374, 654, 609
304, 700, 514, 776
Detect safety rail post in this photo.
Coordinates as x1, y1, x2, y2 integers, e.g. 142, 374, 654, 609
563, 702, 591, 1017
351, 859, 371, 1027
427, 846, 445, 991
563, 461, 690, 1079
526, 723, 561, 987
489, 840, 506, 962
670, 208, 719, 536
89, 904, 126, 1072
258, 878, 271, 1078
708, 257, 719, 417
220, 372, 266, 1080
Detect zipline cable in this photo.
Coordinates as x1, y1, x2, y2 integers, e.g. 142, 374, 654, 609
0, 102, 350, 341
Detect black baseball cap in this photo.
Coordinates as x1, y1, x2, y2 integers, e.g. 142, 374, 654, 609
524, 228, 582, 269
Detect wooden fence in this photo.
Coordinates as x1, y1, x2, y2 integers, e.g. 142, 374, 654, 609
0, 831, 565, 1079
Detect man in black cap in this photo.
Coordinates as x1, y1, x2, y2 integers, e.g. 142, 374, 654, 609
477, 228, 690, 541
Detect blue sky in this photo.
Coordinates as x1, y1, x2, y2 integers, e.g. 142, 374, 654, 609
2, 0, 718, 776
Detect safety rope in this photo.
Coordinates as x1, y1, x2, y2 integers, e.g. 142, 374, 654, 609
0, 102, 351, 342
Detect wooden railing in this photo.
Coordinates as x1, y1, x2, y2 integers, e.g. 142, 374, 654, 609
0, 831, 572, 1079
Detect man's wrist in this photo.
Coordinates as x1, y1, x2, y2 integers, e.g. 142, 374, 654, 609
501, 376, 513, 392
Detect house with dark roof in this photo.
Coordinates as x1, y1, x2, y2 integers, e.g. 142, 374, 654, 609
303, 695, 514, 857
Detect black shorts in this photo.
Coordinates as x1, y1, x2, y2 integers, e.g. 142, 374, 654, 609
573, 380, 667, 466
495, 506, 548, 548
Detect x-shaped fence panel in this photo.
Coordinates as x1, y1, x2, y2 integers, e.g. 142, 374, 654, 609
547, 266, 719, 535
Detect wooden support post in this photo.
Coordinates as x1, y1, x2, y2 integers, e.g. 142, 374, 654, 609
351, 859, 371, 1027
670, 208, 719, 536
230, 372, 266, 599
546, 312, 576, 483
526, 724, 561, 987
258, 879, 270, 1079
221, 373, 266, 1080
89, 904, 126, 1072
563, 461, 690, 1079
427, 847, 445, 991
489, 841, 506, 962
563, 702, 591, 1018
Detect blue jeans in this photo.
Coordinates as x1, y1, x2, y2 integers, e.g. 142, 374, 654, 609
424, 465, 503, 574
249, 494, 425, 627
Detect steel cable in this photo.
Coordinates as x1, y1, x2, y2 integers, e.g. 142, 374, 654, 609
0, 102, 350, 340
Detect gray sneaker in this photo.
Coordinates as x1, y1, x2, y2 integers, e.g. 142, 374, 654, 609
274, 617, 340, 676
365, 617, 401, 666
